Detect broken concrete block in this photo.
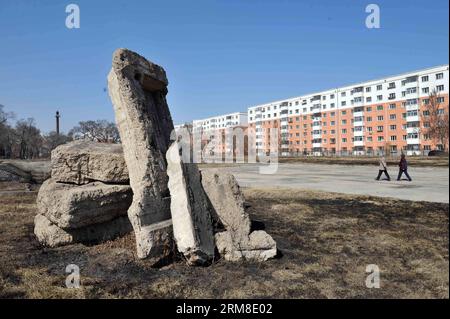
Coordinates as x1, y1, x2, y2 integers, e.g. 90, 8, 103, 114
215, 230, 277, 262
200, 170, 251, 238
201, 170, 277, 262
36, 178, 132, 229
34, 214, 133, 248
51, 140, 129, 185
166, 141, 215, 265
108, 48, 174, 258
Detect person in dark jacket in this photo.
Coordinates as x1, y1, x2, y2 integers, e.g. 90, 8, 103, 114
397, 153, 412, 181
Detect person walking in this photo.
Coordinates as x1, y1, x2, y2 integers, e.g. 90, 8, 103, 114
397, 153, 412, 181
375, 156, 390, 181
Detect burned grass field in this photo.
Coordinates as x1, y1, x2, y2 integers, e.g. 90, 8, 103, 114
0, 182, 448, 299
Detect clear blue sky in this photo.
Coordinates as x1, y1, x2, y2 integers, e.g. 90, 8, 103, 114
0, 0, 448, 133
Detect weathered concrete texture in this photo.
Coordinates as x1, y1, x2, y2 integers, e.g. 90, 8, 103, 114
215, 230, 277, 262
166, 142, 215, 265
201, 170, 277, 261
200, 171, 251, 238
36, 178, 132, 229
34, 214, 133, 248
51, 140, 129, 185
108, 48, 174, 258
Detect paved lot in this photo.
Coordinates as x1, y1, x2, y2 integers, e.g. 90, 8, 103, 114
204, 163, 449, 203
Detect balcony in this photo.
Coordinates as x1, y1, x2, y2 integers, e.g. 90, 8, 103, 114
354, 140, 364, 147
353, 130, 364, 137
312, 133, 322, 139
406, 104, 419, 111
351, 99, 364, 107
406, 115, 420, 122
312, 123, 321, 130
406, 138, 420, 145
406, 127, 419, 134
312, 142, 322, 148
353, 120, 364, 127
353, 111, 364, 118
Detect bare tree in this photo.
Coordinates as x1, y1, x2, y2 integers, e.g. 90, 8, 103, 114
14, 118, 43, 159
41, 131, 73, 157
69, 120, 120, 143
0, 105, 16, 158
421, 91, 449, 151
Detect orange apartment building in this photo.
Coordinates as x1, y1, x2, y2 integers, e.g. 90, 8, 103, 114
248, 65, 449, 156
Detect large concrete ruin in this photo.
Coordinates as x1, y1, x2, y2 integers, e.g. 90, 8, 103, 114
108, 48, 174, 259
34, 48, 277, 265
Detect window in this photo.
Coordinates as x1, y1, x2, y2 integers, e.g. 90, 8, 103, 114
366, 97, 372, 103
390, 136, 397, 141
330, 94, 335, 99
366, 87, 371, 92
342, 138, 347, 143
341, 101, 346, 106
390, 125, 397, 130
330, 103, 335, 108
342, 110, 347, 115
423, 110, 430, 116
422, 75, 429, 82
366, 106, 372, 112
390, 114, 396, 120
389, 93, 396, 100
436, 73, 444, 80
437, 85, 444, 92
388, 82, 396, 89
378, 115, 384, 121
377, 126, 384, 132
341, 92, 346, 97
378, 136, 384, 142
342, 129, 347, 134
377, 105, 383, 111
342, 120, 347, 125
377, 85, 382, 90
437, 97, 445, 103
422, 87, 429, 94
367, 116, 372, 122
377, 95, 383, 101
389, 104, 396, 110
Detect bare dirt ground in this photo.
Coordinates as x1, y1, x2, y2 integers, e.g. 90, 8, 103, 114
0, 182, 448, 299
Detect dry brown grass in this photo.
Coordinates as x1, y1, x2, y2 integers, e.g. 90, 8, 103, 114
0, 182, 448, 299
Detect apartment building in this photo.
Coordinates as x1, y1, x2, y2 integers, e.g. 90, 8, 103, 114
248, 65, 449, 156
191, 112, 248, 155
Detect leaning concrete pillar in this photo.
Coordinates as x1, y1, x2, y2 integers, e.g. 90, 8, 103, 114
108, 48, 174, 258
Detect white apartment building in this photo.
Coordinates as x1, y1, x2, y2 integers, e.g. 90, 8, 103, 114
192, 112, 248, 133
